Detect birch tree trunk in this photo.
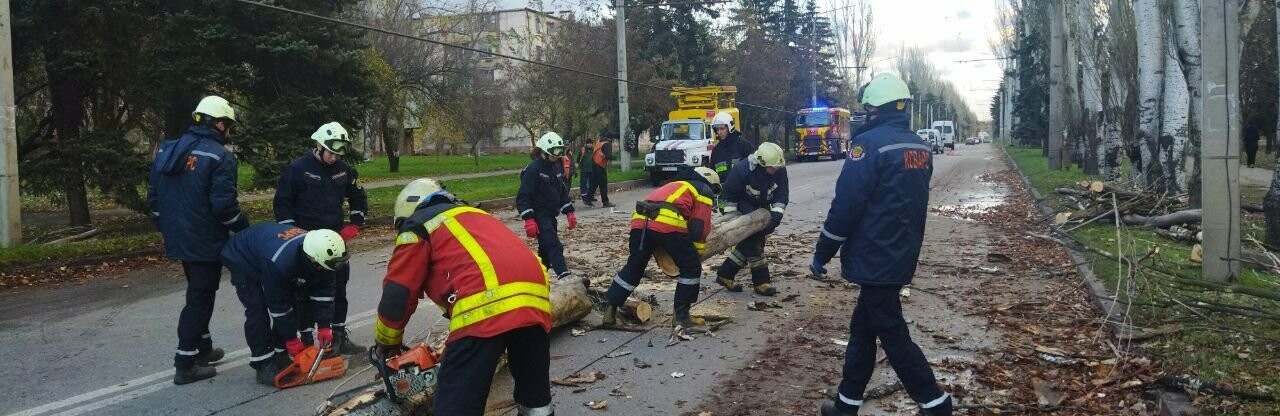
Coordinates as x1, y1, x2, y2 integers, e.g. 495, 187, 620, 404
1102, 69, 1125, 182
1159, 25, 1190, 194
1135, 0, 1165, 189
1171, 0, 1202, 206
1078, 0, 1104, 176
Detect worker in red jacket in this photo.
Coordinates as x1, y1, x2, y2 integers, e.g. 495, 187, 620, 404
602, 167, 720, 328
374, 178, 554, 416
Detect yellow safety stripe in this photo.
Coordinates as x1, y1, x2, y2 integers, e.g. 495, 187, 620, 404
395, 231, 420, 245
693, 241, 706, 251
434, 208, 500, 289
631, 210, 688, 229
452, 281, 550, 316
374, 318, 405, 346
449, 293, 552, 332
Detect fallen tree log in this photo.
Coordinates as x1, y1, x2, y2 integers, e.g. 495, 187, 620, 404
1243, 203, 1264, 213
319, 278, 592, 416
1121, 209, 1202, 228
655, 210, 771, 276
621, 298, 653, 323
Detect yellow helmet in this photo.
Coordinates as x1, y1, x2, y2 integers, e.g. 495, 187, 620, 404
394, 178, 451, 225
754, 142, 786, 168
192, 96, 236, 123
693, 166, 721, 194
312, 122, 351, 155
302, 229, 349, 271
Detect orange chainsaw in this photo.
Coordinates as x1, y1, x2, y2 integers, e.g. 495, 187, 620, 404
274, 345, 347, 389
369, 343, 441, 401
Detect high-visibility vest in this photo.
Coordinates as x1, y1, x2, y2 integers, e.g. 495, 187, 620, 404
592, 140, 609, 167
560, 156, 572, 178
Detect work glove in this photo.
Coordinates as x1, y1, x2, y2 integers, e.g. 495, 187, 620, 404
567, 212, 577, 230
339, 224, 360, 241
285, 338, 306, 357
765, 211, 783, 233
809, 259, 829, 281
524, 218, 539, 238
720, 204, 739, 215
316, 327, 334, 348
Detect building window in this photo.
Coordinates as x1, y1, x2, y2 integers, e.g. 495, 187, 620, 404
489, 70, 497, 82
536, 19, 543, 34
535, 46, 543, 62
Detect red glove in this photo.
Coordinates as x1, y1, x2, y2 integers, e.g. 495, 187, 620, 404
566, 212, 577, 230
339, 224, 360, 241
524, 218, 539, 238
285, 338, 306, 357
316, 327, 333, 347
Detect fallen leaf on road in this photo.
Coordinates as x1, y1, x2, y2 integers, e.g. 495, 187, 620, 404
585, 400, 608, 410
986, 252, 1012, 263
571, 328, 587, 337
1032, 378, 1065, 406
633, 358, 652, 369
605, 350, 632, 358
555, 371, 604, 386
831, 338, 848, 347
671, 372, 685, 378
779, 294, 799, 303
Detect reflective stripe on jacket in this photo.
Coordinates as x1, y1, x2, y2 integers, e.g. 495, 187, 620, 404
376, 203, 551, 345
629, 179, 715, 254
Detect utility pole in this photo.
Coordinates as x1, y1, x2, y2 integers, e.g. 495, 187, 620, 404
0, 0, 20, 247
1200, 0, 1241, 281
1047, 0, 1065, 169
615, 0, 631, 171
1004, 67, 1015, 146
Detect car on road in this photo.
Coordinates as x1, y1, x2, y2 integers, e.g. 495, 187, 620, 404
916, 129, 944, 154
965, 137, 980, 145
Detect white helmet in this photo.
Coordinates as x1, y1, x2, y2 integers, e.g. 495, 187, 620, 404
536, 132, 566, 157
312, 122, 351, 155
693, 166, 721, 194
302, 229, 349, 271
192, 96, 236, 123
710, 112, 735, 133
754, 142, 786, 168
394, 178, 451, 225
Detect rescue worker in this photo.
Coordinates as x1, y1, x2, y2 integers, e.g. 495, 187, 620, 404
707, 111, 756, 177
811, 73, 953, 416
220, 224, 347, 386
714, 142, 789, 297
274, 121, 368, 355
602, 167, 721, 328
517, 132, 577, 280
375, 178, 554, 416
147, 95, 250, 385
582, 132, 615, 207
576, 137, 595, 200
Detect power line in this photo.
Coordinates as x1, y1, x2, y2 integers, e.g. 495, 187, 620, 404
231, 0, 795, 115
623, 0, 732, 8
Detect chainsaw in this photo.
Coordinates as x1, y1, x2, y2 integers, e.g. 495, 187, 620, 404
369, 343, 441, 401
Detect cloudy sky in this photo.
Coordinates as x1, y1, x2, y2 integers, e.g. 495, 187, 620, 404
497, 0, 1007, 121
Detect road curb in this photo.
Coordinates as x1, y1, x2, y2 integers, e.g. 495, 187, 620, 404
999, 147, 1197, 416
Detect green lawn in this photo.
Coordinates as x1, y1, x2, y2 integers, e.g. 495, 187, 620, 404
1006, 146, 1280, 413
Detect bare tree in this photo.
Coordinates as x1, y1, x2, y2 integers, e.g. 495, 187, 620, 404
830, 0, 877, 89
1134, 0, 1163, 188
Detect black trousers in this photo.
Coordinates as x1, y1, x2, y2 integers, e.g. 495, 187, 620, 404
174, 261, 222, 369
296, 263, 351, 338
231, 272, 286, 370
434, 325, 553, 416
585, 168, 609, 203
535, 216, 570, 279
1245, 141, 1259, 166
717, 230, 770, 285
836, 285, 945, 411
578, 169, 592, 198
606, 229, 701, 307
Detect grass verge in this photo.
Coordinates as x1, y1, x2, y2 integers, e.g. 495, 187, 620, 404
1006, 145, 1280, 414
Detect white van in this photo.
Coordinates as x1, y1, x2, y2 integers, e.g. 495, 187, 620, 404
932, 121, 955, 149
916, 129, 944, 154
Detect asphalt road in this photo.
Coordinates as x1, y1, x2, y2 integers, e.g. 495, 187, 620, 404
0, 143, 1003, 416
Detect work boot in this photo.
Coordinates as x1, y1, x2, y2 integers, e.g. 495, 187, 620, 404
583, 200, 596, 207
819, 401, 858, 416
193, 348, 225, 366
173, 365, 217, 385
255, 354, 291, 387
753, 284, 778, 297
601, 305, 619, 326
333, 326, 366, 356
921, 395, 953, 416
602, 201, 616, 208
715, 276, 743, 292
672, 304, 704, 327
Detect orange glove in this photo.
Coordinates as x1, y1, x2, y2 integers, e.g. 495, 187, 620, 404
524, 218, 539, 238
566, 212, 577, 230
339, 224, 360, 241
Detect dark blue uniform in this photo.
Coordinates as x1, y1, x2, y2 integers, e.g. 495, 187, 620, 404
716, 159, 789, 287
147, 125, 249, 369
220, 224, 336, 369
812, 111, 949, 413
708, 132, 756, 176
274, 151, 367, 336
516, 157, 574, 279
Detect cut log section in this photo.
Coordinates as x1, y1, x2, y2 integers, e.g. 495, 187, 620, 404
1121, 209, 1202, 228
654, 210, 772, 276
621, 298, 653, 323
320, 277, 593, 416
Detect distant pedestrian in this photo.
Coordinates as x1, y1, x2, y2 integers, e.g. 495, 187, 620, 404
148, 95, 250, 385
812, 73, 952, 416
577, 137, 594, 201
518, 132, 577, 280
583, 133, 616, 208
1244, 123, 1260, 168
561, 153, 575, 197
273, 121, 368, 356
